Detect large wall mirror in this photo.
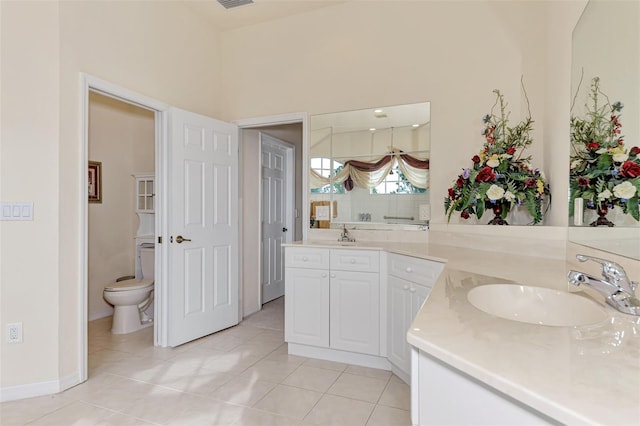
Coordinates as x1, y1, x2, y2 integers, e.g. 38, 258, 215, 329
569, 0, 640, 259
309, 102, 430, 230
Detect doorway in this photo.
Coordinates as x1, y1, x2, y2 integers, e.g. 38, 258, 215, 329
237, 114, 307, 317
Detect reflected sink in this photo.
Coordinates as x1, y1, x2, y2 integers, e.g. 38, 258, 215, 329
467, 284, 607, 327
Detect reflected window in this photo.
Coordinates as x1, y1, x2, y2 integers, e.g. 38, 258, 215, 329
373, 166, 426, 194
310, 158, 345, 194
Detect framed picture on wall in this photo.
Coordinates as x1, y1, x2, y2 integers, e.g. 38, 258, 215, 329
88, 161, 102, 203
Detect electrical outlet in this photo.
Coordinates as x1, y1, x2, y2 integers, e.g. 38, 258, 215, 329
7, 322, 23, 343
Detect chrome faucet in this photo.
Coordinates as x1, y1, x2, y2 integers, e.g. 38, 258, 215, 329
339, 224, 355, 243
568, 254, 640, 316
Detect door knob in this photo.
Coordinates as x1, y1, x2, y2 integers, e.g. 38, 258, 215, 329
176, 235, 191, 243
282, 227, 288, 232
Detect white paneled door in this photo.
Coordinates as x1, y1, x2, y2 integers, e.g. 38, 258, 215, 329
168, 108, 239, 347
261, 134, 293, 304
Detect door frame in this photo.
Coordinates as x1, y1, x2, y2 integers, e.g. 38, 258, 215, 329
80, 74, 172, 382
235, 113, 309, 315
260, 133, 295, 304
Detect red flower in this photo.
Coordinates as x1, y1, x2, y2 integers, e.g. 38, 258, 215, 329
456, 177, 465, 188
525, 178, 537, 188
476, 167, 496, 183
472, 155, 481, 163
588, 142, 599, 150
629, 146, 640, 156
506, 147, 516, 155
620, 161, 640, 178
448, 188, 455, 198
461, 210, 470, 219
577, 177, 590, 187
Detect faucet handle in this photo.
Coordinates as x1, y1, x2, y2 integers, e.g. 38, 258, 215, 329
576, 254, 625, 273
576, 254, 633, 294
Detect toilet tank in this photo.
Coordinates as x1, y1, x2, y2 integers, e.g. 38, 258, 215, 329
140, 247, 155, 280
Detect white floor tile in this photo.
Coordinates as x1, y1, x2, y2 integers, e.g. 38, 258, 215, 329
366, 404, 411, 426
327, 372, 388, 403
282, 365, 341, 392
253, 384, 323, 420
27, 400, 115, 425
210, 375, 278, 406
303, 394, 375, 426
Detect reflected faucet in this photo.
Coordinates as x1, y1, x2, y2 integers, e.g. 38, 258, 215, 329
568, 254, 640, 316
339, 224, 356, 243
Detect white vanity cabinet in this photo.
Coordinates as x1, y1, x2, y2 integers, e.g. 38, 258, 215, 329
388, 253, 444, 380
285, 247, 381, 359
329, 250, 380, 355
284, 248, 330, 347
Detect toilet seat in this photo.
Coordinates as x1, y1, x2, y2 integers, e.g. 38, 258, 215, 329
104, 278, 153, 292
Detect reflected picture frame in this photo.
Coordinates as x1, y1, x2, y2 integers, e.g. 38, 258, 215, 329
88, 161, 102, 203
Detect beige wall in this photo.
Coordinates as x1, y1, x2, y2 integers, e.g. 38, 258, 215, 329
219, 0, 584, 226
1, 0, 61, 390
88, 92, 154, 320
1, 0, 222, 393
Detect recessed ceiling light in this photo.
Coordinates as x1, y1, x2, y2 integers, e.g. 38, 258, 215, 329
412, 124, 420, 127
369, 128, 376, 132
374, 109, 383, 114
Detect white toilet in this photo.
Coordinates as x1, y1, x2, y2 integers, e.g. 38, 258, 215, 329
103, 247, 155, 334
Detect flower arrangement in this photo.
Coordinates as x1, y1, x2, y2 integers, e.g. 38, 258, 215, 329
569, 77, 640, 225
444, 89, 550, 225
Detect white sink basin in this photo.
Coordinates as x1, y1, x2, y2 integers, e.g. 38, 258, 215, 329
467, 284, 607, 327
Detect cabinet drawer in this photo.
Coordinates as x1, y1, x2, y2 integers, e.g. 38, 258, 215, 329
330, 249, 379, 273
286, 247, 330, 269
388, 253, 444, 287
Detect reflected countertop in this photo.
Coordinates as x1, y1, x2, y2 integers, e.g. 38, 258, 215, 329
284, 240, 640, 424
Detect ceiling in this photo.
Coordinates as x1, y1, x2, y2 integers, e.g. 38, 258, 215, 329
181, 0, 346, 32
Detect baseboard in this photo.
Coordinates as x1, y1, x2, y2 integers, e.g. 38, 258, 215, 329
88, 308, 113, 322
288, 343, 392, 371
0, 372, 82, 402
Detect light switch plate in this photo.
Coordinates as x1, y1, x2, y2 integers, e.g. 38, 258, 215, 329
0, 202, 33, 221
315, 205, 330, 219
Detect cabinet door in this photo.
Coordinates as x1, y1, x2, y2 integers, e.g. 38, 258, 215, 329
285, 268, 329, 347
330, 270, 379, 355
410, 284, 430, 321
388, 276, 412, 372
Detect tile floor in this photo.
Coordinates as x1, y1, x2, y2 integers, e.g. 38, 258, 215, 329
1, 297, 411, 425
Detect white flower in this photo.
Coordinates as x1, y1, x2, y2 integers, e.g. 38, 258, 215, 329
597, 189, 612, 201
504, 190, 515, 202
486, 184, 505, 201
486, 154, 500, 168
570, 159, 583, 170
613, 181, 637, 199
613, 153, 629, 162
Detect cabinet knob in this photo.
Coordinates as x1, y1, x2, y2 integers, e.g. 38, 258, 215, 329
321, 273, 327, 278
409, 287, 416, 293
302, 256, 308, 261
331, 274, 336, 278
403, 285, 410, 291
350, 259, 356, 264
406, 267, 413, 273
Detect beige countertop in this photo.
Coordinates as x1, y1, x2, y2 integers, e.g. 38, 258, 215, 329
285, 239, 640, 425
